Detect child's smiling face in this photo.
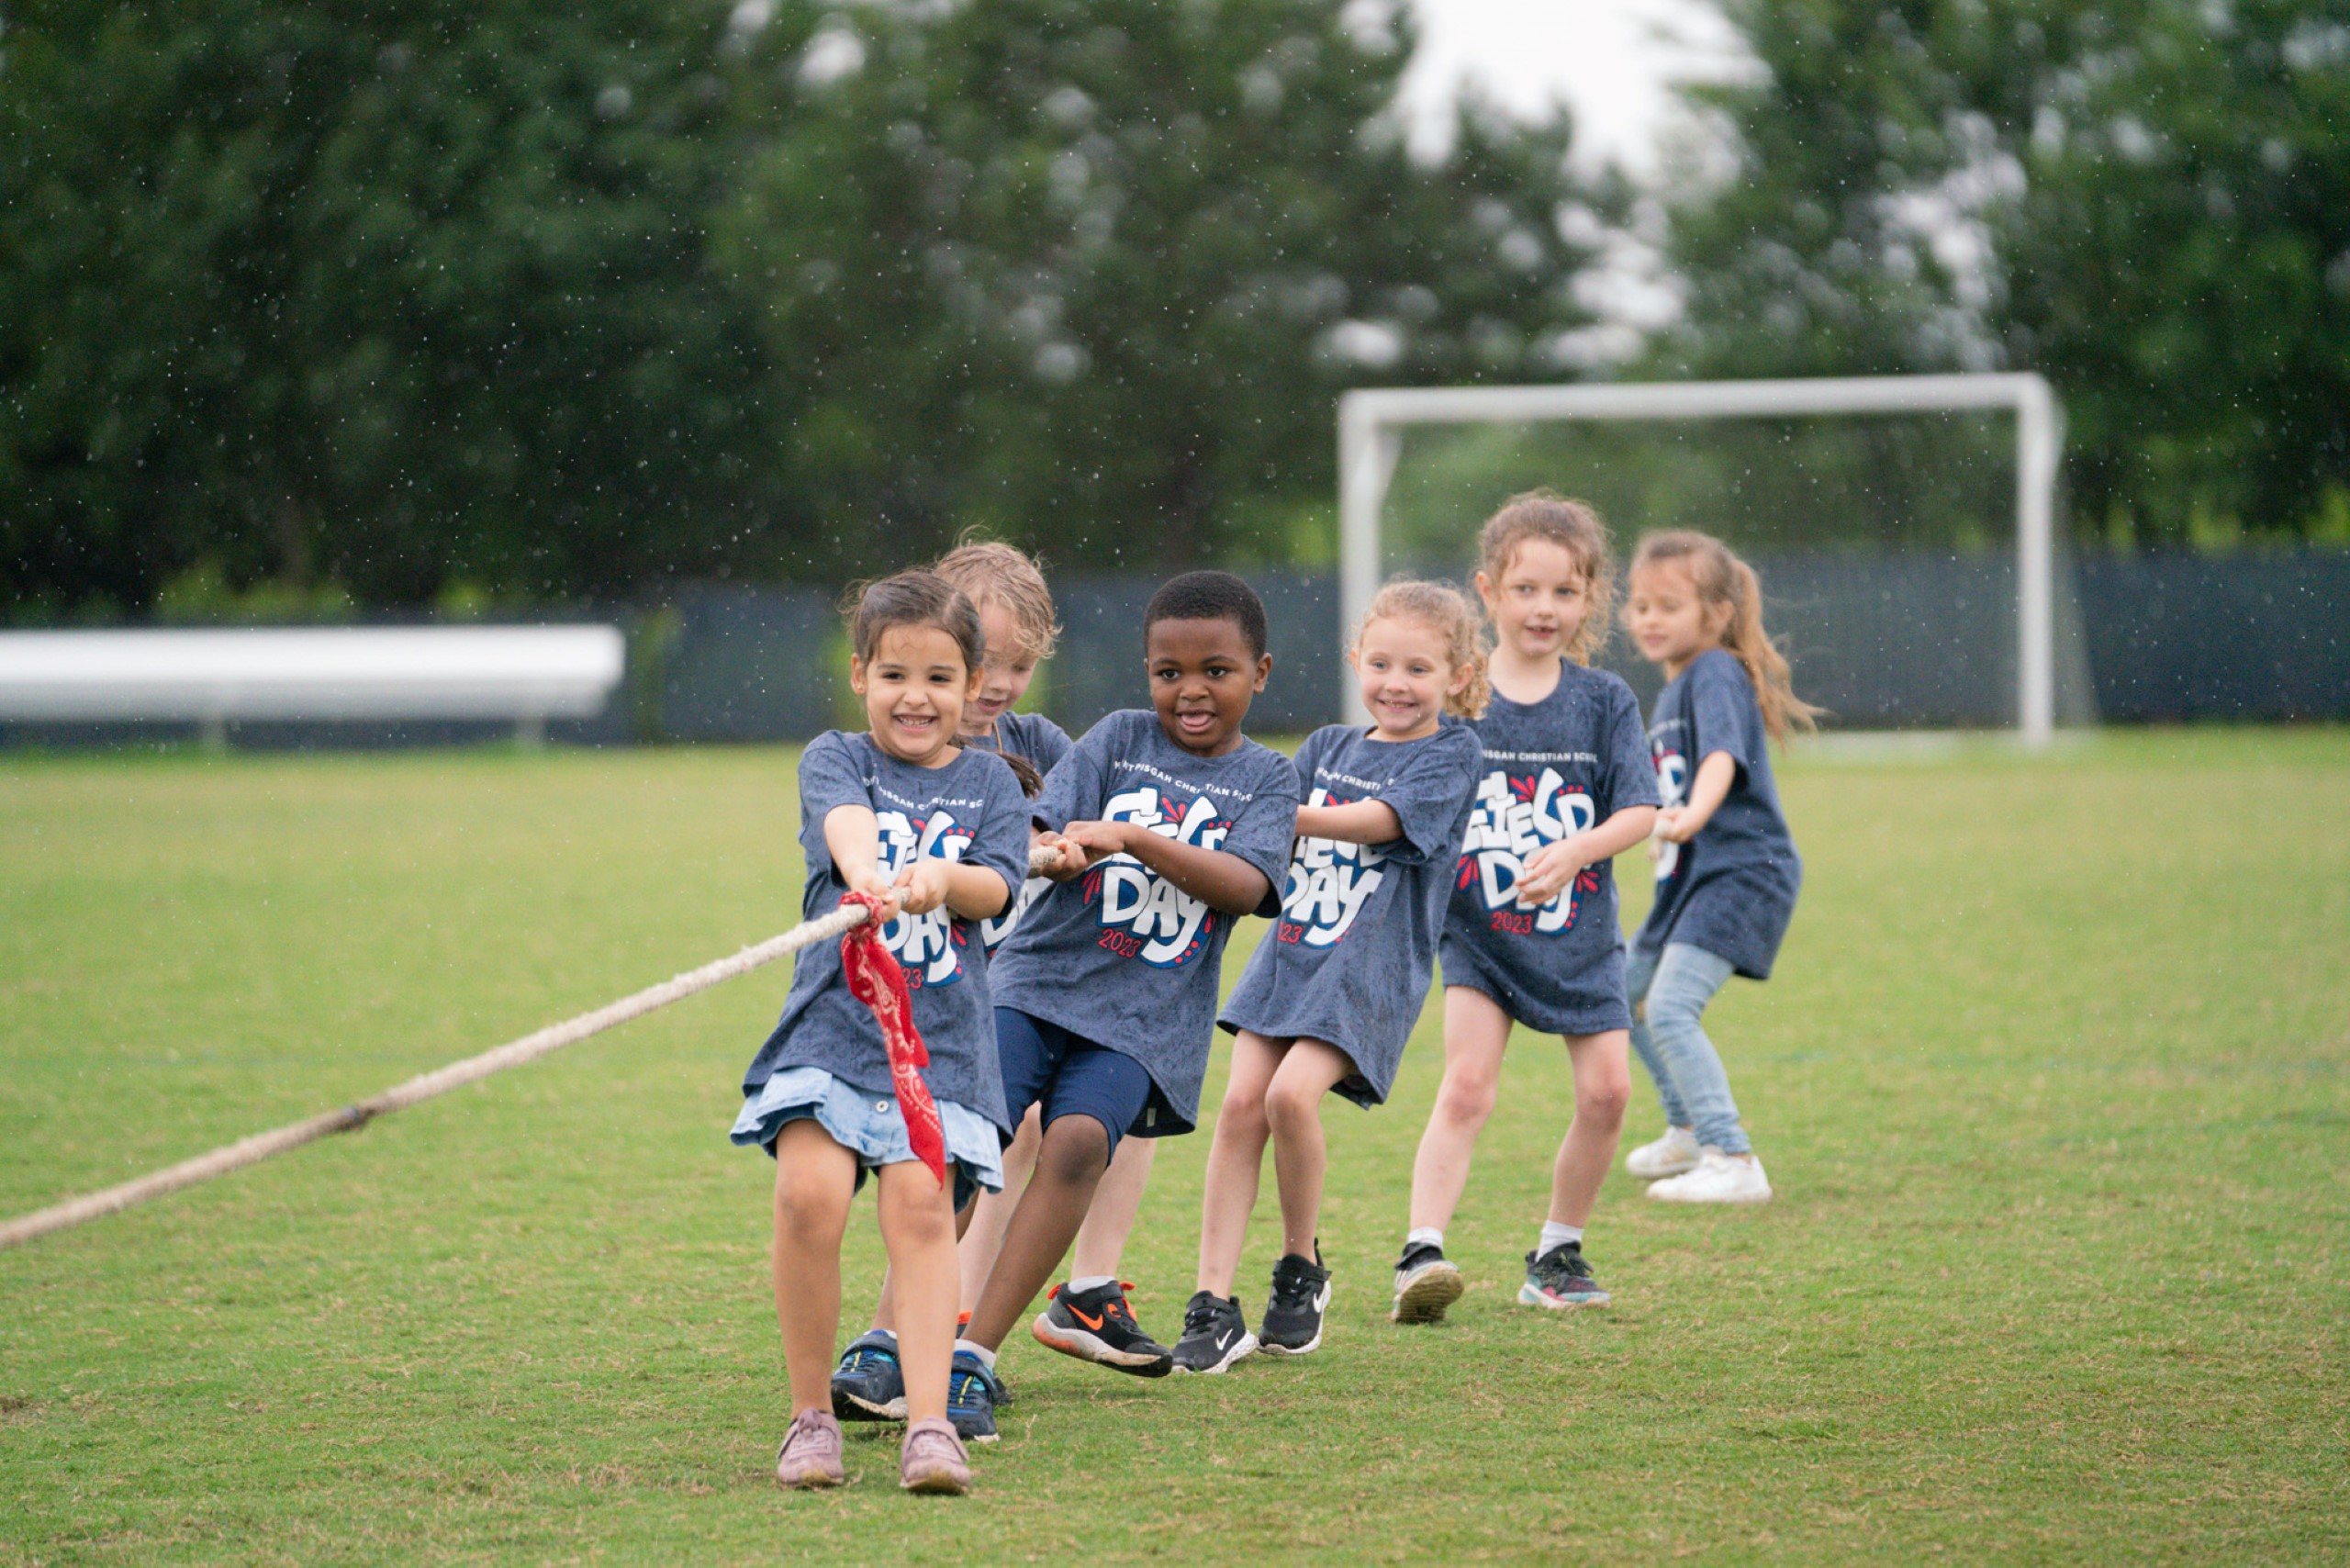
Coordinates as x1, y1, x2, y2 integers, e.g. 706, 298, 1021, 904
964, 601, 1039, 737
1351, 614, 1465, 741
1476, 538, 1589, 664
853, 622, 980, 767
1146, 615, 1270, 757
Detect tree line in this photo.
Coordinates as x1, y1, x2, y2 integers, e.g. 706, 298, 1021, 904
3, 0, 2343, 620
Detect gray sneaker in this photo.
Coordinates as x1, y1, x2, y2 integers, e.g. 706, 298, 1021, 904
775, 1407, 845, 1488
1391, 1242, 1465, 1325
1518, 1240, 1611, 1310
900, 1416, 973, 1495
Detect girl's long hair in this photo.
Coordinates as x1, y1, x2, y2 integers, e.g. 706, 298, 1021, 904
1628, 531, 1822, 743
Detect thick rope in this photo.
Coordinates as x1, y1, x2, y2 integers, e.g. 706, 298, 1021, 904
0, 845, 1063, 1251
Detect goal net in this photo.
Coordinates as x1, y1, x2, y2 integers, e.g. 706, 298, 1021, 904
1337, 375, 2095, 745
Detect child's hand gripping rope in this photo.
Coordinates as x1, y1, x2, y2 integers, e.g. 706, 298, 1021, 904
833, 839, 1069, 1185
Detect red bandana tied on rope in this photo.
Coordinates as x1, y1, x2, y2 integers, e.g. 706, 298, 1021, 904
835, 890, 947, 1187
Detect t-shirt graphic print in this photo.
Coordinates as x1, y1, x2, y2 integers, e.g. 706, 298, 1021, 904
1457, 759, 1605, 936
1086, 779, 1235, 968
1221, 717, 1482, 1107
871, 806, 979, 987
991, 709, 1300, 1134
1438, 661, 1659, 1037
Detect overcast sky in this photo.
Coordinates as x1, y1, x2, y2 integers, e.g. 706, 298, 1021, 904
1394, 0, 1751, 175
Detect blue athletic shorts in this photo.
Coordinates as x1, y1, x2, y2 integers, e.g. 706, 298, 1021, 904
994, 1007, 1158, 1158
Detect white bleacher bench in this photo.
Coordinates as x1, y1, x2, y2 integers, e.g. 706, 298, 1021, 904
0, 625, 627, 746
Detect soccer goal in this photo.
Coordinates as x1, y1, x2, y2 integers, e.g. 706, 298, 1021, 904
1337, 374, 2070, 746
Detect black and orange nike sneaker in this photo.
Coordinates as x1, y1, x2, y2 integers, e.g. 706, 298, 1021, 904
1030, 1280, 1173, 1377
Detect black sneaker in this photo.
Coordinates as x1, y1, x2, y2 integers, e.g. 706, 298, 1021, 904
830, 1329, 906, 1421
946, 1349, 1005, 1444
1029, 1280, 1174, 1377
1518, 1240, 1612, 1310
1169, 1289, 1258, 1374
1259, 1249, 1333, 1356
1390, 1242, 1465, 1325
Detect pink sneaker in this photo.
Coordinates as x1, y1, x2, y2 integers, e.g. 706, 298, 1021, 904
899, 1417, 972, 1495
775, 1407, 845, 1489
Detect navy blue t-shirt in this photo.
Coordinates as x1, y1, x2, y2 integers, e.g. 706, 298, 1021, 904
1633, 648, 1800, 980
1439, 661, 1660, 1036
742, 732, 1033, 1129
990, 709, 1301, 1135
1220, 717, 1482, 1107
973, 710, 1072, 951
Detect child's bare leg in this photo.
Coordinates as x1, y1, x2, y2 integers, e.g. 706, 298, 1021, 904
963, 1114, 1111, 1350
772, 1120, 858, 1414
1263, 1039, 1355, 1259
1069, 1132, 1156, 1280
871, 1106, 1034, 1335
1194, 1032, 1285, 1296
1406, 987, 1514, 1233
1549, 1029, 1632, 1227
874, 1162, 961, 1425
957, 1105, 1042, 1309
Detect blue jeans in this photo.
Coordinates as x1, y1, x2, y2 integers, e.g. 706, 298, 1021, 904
1625, 942, 1749, 1156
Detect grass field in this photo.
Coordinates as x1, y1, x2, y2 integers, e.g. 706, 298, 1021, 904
3, 729, 2345, 1564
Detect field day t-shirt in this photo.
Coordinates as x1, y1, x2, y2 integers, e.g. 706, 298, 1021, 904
975, 710, 1072, 952
1635, 647, 1801, 980
742, 731, 1033, 1129
1439, 660, 1660, 1036
990, 708, 1301, 1135
1220, 717, 1482, 1107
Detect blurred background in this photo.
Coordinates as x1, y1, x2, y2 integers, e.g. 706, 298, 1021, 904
4, 0, 2344, 744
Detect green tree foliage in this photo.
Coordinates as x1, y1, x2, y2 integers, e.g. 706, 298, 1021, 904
0, 0, 778, 612
715, 0, 1599, 576
0, 0, 1602, 614
1659, 1, 2350, 545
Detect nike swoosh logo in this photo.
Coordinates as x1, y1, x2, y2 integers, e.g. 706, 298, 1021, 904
1069, 1305, 1105, 1331
1214, 1330, 1234, 1350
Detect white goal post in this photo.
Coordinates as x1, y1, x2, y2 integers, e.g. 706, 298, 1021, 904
1337, 374, 2065, 746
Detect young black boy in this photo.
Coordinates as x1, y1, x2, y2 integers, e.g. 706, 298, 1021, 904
946, 572, 1300, 1439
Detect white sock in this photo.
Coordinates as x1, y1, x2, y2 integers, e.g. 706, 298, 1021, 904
1405, 1226, 1444, 1253
1539, 1221, 1583, 1254
1069, 1274, 1115, 1294
954, 1338, 996, 1371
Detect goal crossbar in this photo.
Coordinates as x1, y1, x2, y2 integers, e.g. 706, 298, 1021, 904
1337, 373, 2065, 745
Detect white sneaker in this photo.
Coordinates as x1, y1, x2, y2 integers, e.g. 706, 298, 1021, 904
1646, 1148, 1773, 1205
1625, 1125, 1702, 1180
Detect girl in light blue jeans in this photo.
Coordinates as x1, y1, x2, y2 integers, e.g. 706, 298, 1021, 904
1624, 942, 1744, 1154
1619, 531, 1818, 1204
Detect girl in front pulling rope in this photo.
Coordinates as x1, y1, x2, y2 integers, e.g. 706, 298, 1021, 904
737, 572, 1031, 1495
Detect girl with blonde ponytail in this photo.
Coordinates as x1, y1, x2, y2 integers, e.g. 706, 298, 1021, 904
1617, 531, 1815, 1205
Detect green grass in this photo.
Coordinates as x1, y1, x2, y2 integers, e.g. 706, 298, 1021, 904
3, 730, 2345, 1564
